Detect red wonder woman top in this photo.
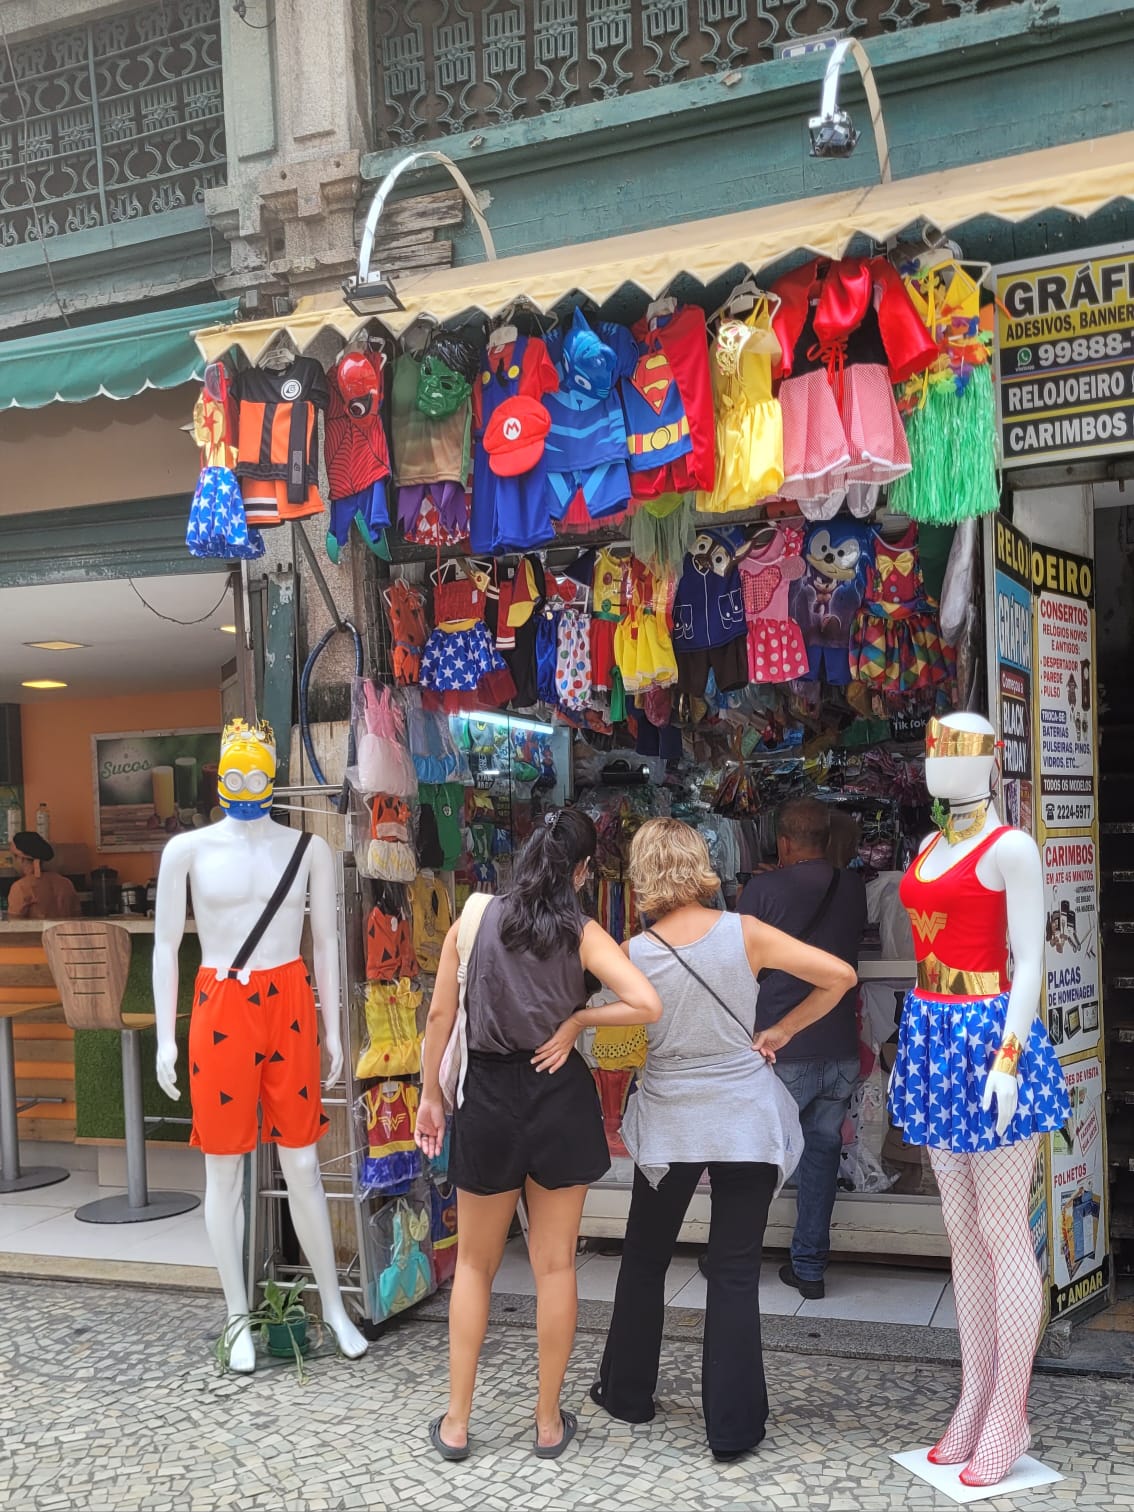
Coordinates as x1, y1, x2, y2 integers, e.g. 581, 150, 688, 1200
899, 827, 1011, 998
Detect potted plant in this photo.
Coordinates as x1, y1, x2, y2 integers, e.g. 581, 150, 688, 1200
214, 1278, 335, 1383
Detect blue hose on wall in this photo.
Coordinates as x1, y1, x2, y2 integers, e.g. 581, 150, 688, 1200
299, 619, 363, 794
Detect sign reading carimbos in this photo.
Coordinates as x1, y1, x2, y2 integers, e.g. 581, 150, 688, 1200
995, 242, 1134, 466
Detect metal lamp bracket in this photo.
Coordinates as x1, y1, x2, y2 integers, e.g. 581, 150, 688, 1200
350, 150, 498, 309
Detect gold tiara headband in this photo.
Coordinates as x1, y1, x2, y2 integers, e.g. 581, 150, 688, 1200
925, 717, 999, 759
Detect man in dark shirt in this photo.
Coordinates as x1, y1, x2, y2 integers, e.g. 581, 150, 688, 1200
737, 798, 866, 1300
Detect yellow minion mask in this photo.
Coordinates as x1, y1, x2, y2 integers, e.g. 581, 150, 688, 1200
217, 718, 276, 820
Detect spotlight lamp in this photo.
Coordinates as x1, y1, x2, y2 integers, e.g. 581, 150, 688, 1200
807, 38, 892, 183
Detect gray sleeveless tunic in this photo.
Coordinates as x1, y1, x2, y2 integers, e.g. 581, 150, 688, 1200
623, 912, 803, 1191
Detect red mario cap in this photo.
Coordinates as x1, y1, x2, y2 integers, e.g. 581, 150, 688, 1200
483, 395, 550, 477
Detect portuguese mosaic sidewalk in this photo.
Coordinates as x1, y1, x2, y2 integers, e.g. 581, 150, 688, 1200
2, 1277, 1133, 1511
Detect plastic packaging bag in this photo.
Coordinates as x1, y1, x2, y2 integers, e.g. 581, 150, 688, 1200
367, 1188, 435, 1321
351, 679, 417, 797
356, 1081, 421, 1197
355, 978, 423, 1081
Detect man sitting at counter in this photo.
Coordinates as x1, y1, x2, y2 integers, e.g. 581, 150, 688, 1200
7, 833, 81, 920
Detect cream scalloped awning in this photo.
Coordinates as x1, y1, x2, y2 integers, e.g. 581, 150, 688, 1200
195, 132, 1134, 364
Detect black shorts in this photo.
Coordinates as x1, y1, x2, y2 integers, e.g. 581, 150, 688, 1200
449, 1049, 611, 1196
675, 636, 748, 697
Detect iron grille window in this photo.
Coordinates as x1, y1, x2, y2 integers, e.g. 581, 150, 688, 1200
0, 0, 226, 249
371, 0, 1018, 147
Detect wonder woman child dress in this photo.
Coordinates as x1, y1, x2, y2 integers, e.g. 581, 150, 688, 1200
887, 827, 1069, 1152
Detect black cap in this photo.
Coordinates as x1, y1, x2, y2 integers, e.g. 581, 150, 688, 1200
12, 832, 54, 864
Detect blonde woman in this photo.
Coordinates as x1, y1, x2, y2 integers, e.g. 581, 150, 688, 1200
590, 818, 856, 1462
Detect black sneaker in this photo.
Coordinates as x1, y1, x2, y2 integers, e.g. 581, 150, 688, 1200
698, 1253, 710, 1279
779, 1262, 825, 1300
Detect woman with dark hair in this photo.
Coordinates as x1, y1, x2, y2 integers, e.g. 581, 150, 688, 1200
416, 807, 662, 1462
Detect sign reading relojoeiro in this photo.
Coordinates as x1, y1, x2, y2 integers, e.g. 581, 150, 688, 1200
994, 242, 1134, 466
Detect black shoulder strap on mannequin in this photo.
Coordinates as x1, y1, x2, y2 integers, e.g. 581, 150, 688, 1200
227, 831, 313, 979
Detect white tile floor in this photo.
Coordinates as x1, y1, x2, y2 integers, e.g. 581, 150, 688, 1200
3, 1157, 956, 1327
0, 1166, 215, 1268
493, 1237, 957, 1328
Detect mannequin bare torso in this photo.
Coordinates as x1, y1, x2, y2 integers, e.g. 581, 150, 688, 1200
160, 816, 318, 976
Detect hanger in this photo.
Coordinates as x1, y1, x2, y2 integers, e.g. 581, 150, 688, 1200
365, 328, 390, 369
399, 315, 436, 358
646, 281, 679, 328
486, 296, 556, 352
898, 225, 992, 291
381, 579, 424, 609
258, 330, 300, 371
429, 558, 462, 586
710, 274, 782, 327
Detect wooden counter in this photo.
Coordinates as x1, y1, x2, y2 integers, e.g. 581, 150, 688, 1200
0, 924, 199, 1147
0, 918, 196, 935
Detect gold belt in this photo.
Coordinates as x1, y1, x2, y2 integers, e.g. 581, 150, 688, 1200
628, 417, 690, 455
916, 957, 1002, 997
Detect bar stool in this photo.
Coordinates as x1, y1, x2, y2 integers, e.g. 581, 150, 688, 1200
0, 931, 70, 1193
43, 921, 200, 1224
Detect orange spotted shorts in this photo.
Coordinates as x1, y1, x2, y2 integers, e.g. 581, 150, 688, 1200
188, 958, 328, 1156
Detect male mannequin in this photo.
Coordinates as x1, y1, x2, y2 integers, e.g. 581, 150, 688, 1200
887, 712, 1068, 1486
153, 719, 366, 1371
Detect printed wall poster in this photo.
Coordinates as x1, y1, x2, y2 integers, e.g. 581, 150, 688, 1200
992, 516, 1035, 834
1049, 1057, 1109, 1316
1034, 546, 1096, 830
984, 507, 1107, 1318
92, 728, 222, 852
1042, 837, 1102, 1058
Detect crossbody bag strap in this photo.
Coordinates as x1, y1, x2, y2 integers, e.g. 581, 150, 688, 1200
227, 831, 314, 980
755, 865, 842, 984
645, 927, 754, 1039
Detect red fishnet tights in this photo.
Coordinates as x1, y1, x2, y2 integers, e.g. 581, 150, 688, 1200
928, 1138, 1042, 1487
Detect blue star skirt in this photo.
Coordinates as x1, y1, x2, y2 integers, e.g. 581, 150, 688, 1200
420, 621, 506, 693
887, 990, 1070, 1153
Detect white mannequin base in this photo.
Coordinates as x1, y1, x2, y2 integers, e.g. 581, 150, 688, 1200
890, 1448, 1063, 1503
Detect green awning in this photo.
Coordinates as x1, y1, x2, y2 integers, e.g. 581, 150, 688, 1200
0, 298, 240, 412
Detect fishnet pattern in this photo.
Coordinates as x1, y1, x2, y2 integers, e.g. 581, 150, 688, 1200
929, 1138, 1042, 1486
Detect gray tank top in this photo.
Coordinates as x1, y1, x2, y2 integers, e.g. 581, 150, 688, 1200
465, 896, 585, 1054
623, 911, 802, 1190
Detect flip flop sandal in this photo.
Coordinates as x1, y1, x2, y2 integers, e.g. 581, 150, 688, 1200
428, 1416, 470, 1462
533, 1409, 578, 1460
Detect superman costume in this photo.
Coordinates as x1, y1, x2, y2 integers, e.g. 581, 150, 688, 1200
623, 305, 715, 500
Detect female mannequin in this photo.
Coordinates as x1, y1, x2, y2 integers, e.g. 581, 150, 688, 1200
888, 712, 1069, 1486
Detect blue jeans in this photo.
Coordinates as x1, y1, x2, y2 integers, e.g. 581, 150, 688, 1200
774, 1056, 860, 1281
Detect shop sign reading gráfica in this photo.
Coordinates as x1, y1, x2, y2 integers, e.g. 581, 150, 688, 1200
994, 242, 1134, 465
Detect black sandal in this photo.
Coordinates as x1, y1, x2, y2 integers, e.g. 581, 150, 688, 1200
533, 1410, 578, 1459
428, 1415, 470, 1462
